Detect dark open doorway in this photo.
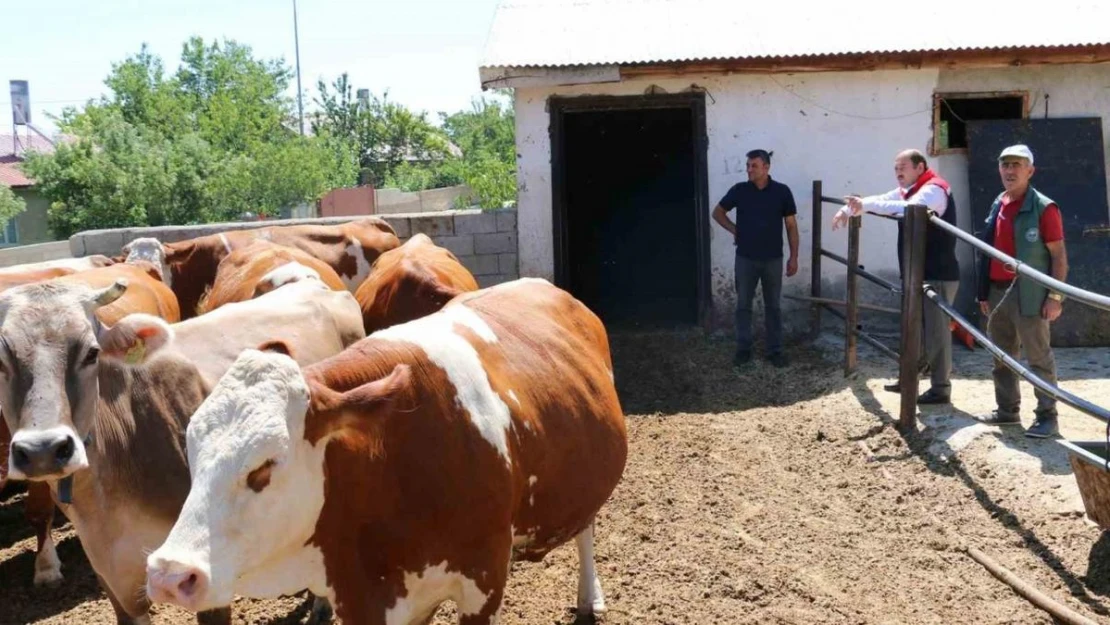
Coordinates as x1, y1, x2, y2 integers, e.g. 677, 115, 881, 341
550, 94, 710, 330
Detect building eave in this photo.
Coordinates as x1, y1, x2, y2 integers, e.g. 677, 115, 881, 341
481, 44, 1110, 90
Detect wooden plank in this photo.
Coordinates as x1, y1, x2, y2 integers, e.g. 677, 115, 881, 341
898, 205, 928, 430
810, 180, 823, 339
844, 214, 862, 375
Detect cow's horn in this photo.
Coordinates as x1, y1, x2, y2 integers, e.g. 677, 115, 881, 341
92, 279, 129, 307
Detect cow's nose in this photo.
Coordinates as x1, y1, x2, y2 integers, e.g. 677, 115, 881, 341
146, 559, 209, 608
11, 433, 75, 477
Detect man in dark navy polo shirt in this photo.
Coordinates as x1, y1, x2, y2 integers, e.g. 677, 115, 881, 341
712, 149, 799, 367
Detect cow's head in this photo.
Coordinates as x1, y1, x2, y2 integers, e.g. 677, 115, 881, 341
145, 346, 410, 612
122, 237, 171, 287
253, 261, 323, 298
0, 279, 138, 481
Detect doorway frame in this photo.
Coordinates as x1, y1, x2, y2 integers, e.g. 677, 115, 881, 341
548, 92, 712, 327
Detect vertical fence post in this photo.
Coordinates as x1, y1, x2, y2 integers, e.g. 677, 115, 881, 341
898, 204, 928, 430
844, 214, 862, 376
811, 180, 823, 339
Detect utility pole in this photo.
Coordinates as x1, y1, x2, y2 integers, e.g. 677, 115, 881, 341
293, 0, 305, 135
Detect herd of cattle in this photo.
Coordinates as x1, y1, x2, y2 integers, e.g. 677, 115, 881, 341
0, 216, 629, 625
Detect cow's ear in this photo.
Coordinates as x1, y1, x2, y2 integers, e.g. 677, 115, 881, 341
98, 314, 174, 365
306, 364, 411, 442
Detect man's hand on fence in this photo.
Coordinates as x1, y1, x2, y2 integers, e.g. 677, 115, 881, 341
979, 300, 990, 316
1042, 298, 1063, 322
831, 197, 864, 231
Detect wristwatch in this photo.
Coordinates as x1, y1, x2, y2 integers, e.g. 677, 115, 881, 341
1048, 292, 1064, 302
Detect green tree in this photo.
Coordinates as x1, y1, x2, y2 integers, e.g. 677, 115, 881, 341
0, 185, 27, 226
439, 93, 516, 209
23, 38, 352, 238
311, 73, 456, 187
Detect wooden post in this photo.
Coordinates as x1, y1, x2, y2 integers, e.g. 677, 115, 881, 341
898, 204, 928, 430
844, 214, 862, 376
811, 180, 823, 339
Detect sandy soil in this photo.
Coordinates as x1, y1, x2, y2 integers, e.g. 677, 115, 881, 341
3, 326, 1110, 624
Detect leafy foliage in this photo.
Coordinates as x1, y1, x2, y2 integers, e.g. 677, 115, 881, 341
312, 76, 517, 210
24, 38, 354, 238
0, 185, 26, 226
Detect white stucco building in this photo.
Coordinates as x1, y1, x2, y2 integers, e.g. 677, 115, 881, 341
478, 0, 1110, 342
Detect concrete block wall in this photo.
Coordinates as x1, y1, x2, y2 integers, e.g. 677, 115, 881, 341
0, 241, 74, 268
374, 184, 474, 215
68, 208, 519, 287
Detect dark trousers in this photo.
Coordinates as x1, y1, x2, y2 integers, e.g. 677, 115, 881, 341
734, 254, 783, 355
921, 280, 959, 391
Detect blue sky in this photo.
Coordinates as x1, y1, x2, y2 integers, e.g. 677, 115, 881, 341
1, 0, 503, 137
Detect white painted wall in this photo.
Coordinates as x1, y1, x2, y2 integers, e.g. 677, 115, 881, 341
511, 63, 1110, 330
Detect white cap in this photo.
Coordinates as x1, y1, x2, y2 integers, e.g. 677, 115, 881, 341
998, 144, 1034, 164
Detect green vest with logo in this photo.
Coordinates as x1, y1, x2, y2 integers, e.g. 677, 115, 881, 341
985, 186, 1056, 317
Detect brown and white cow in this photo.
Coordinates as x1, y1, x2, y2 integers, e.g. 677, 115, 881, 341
56, 261, 181, 324
0, 258, 180, 589
354, 233, 479, 334
121, 217, 400, 318
198, 240, 347, 314
0, 277, 365, 625
144, 278, 628, 624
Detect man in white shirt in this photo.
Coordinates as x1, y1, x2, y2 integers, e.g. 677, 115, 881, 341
831, 149, 962, 405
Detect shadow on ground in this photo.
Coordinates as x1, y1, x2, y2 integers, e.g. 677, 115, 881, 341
610, 327, 848, 416
848, 369, 1110, 617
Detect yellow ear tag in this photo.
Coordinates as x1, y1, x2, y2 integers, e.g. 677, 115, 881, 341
125, 341, 146, 365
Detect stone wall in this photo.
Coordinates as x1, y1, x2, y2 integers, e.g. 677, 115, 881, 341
68, 208, 519, 287
0, 241, 73, 268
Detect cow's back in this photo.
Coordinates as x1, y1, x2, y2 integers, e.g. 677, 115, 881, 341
200, 240, 347, 313
174, 281, 365, 387
163, 219, 399, 318
57, 263, 181, 324
262, 218, 400, 290
0, 255, 114, 276
355, 233, 479, 333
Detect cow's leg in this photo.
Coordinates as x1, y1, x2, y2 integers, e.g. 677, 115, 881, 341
456, 536, 511, 625
574, 521, 606, 617
27, 482, 63, 587
196, 606, 232, 625
307, 594, 334, 625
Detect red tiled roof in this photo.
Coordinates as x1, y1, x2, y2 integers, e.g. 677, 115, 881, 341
0, 156, 34, 188
0, 133, 74, 188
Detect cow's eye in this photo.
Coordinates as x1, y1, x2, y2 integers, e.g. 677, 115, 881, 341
246, 459, 276, 493
83, 347, 100, 367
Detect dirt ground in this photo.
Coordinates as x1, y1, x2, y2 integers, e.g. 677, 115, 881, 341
3, 325, 1110, 624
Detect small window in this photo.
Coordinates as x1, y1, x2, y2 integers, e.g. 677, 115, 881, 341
932, 92, 1027, 155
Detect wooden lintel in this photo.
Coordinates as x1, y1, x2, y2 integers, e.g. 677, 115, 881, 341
619, 45, 1110, 78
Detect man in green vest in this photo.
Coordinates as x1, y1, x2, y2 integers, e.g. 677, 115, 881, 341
975, 144, 1068, 438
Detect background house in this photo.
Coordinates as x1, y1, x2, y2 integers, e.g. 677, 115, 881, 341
478, 0, 1110, 345
0, 132, 68, 247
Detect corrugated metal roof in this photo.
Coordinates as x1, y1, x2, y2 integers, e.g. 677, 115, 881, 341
480, 0, 1110, 68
